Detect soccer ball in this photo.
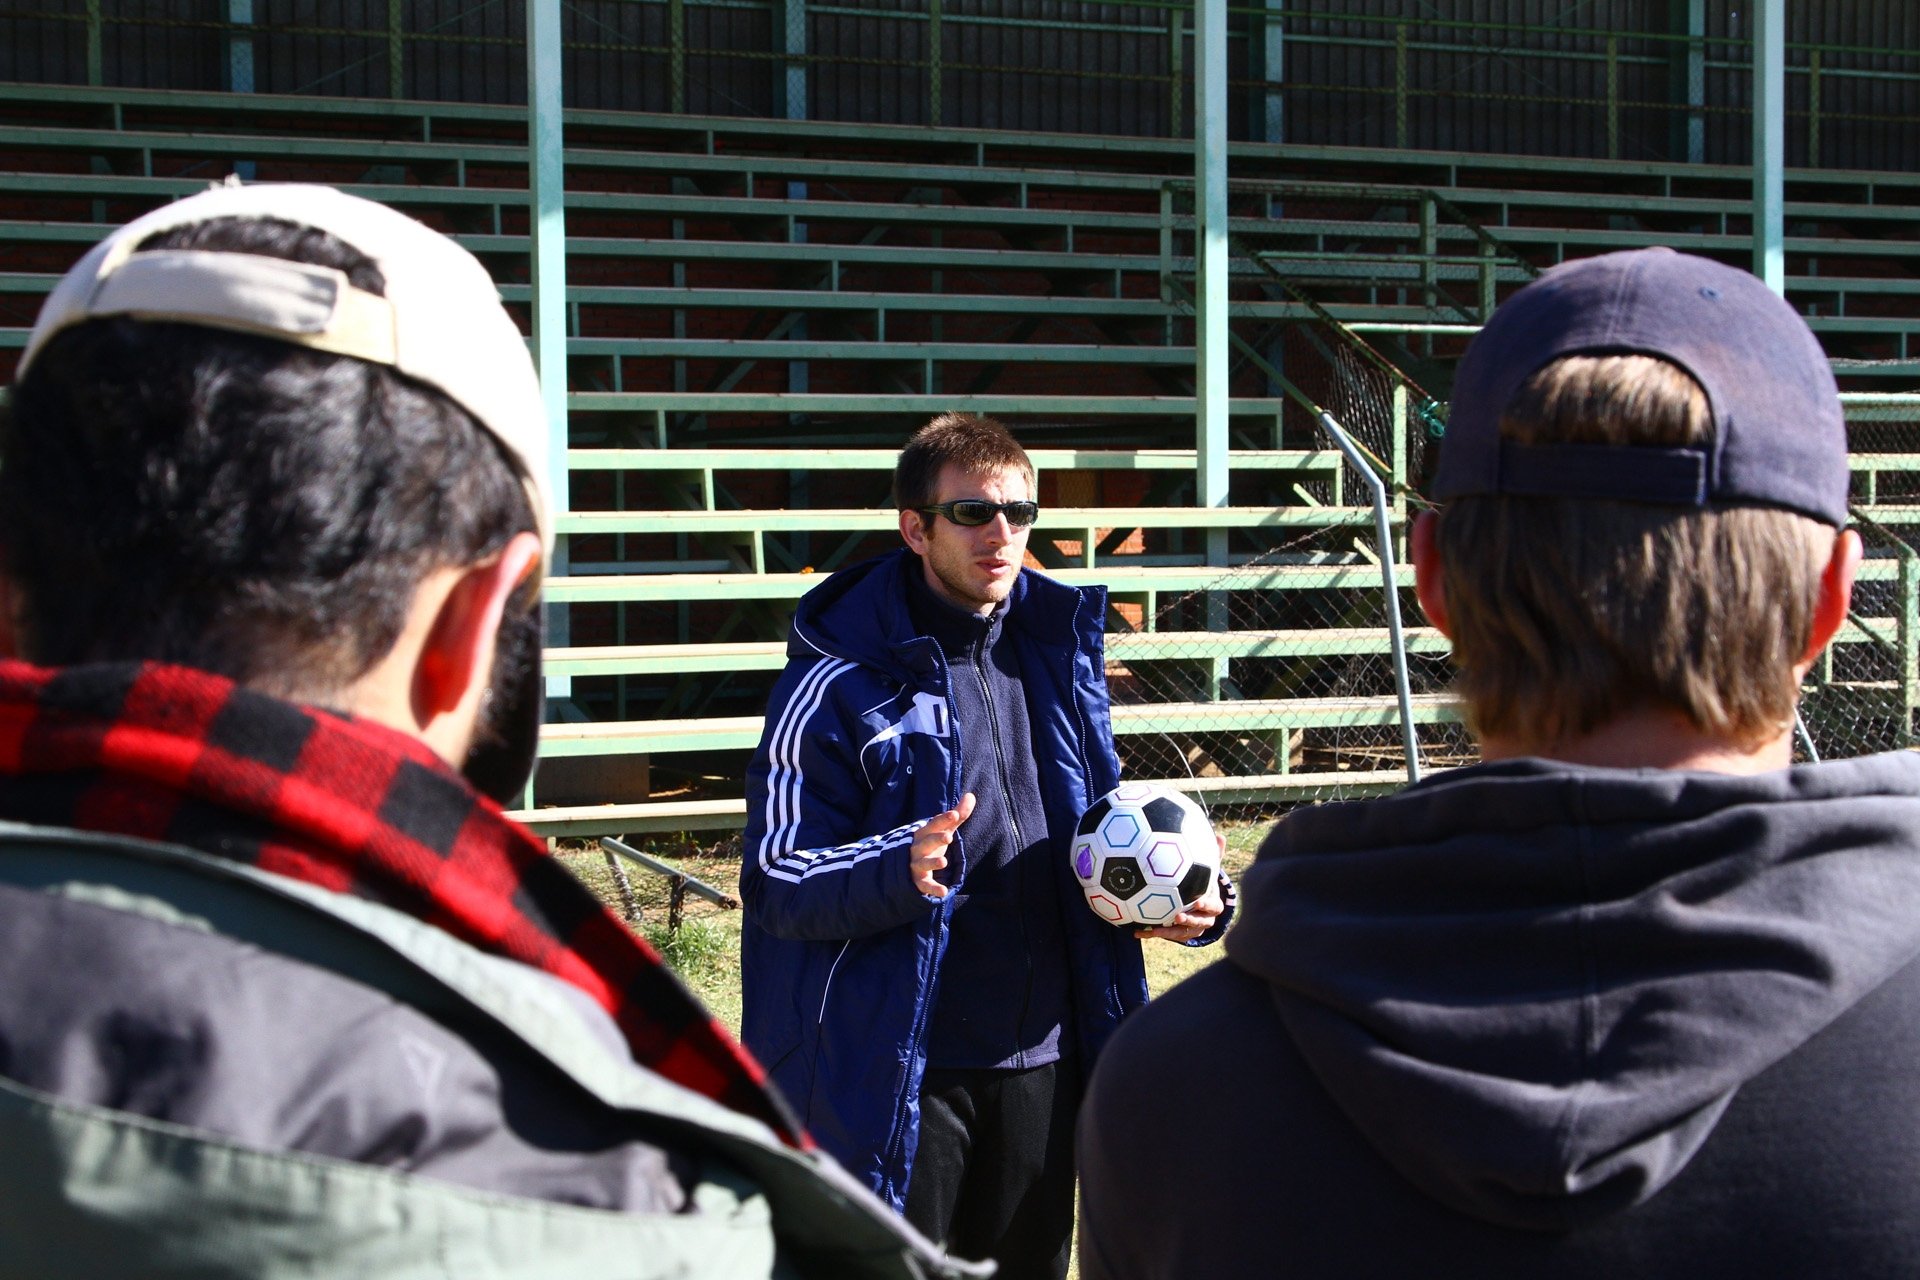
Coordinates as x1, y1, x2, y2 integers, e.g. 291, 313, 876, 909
1070, 782, 1219, 928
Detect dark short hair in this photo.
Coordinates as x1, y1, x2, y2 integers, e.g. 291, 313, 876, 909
892, 412, 1036, 511
0, 215, 538, 732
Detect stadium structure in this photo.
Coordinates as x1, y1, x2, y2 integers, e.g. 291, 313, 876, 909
3, 2, 1918, 843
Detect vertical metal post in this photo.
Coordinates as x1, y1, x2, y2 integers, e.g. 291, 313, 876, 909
1394, 23, 1408, 148
602, 849, 641, 922
779, 0, 807, 121
1158, 183, 1174, 303
1793, 712, 1821, 762
1605, 35, 1619, 160
1419, 194, 1436, 357
1751, 0, 1785, 293
1196, 0, 1229, 695
1390, 382, 1408, 544
1318, 412, 1421, 784
1477, 239, 1496, 319
1249, 0, 1284, 142
1168, 8, 1184, 138
1807, 49, 1821, 169
779, 0, 810, 415
1903, 545, 1920, 748
1667, 0, 1706, 162
227, 0, 257, 180
1685, 0, 1705, 161
227, 0, 255, 94
85, 0, 103, 86
669, 0, 686, 113
528, 0, 572, 698
928, 0, 943, 126
1196, 0, 1229, 526
388, 0, 404, 97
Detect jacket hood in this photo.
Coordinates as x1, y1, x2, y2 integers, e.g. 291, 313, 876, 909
1227, 752, 1920, 1231
786, 549, 1102, 675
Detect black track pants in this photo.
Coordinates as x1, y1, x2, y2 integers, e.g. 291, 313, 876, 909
904, 1061, 1078, 1280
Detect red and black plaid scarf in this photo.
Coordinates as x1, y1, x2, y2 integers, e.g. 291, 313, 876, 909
0, 658, 807, 1149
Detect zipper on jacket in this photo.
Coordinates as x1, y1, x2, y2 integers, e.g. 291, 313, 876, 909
881, 894, 950, 1206
816, 938, 852, 1025
1066, 588, 1131, 1040
878, 655, 957, 1208
973, 627, 1037, 1065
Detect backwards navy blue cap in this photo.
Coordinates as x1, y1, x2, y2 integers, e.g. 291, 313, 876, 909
1432, 247, 1849, 527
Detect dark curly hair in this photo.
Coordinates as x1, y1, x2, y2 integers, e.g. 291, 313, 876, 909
0, 215, 539, 735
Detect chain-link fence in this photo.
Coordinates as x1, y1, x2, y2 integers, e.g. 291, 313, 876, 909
1799, 393, 1920, 764
1101, 370, 1920, 824
1098, 317, 1472, 821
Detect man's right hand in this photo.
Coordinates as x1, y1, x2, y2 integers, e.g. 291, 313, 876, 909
910, 792, 975, 898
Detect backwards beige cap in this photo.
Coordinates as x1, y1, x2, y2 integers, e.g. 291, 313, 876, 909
19, 181, 555, 565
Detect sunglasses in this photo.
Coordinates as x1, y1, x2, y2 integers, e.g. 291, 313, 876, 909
917, 499, 1041, 528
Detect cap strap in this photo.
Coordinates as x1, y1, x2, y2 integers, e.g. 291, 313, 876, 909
1496, 440, 1709, 505
83, 250, 399, 365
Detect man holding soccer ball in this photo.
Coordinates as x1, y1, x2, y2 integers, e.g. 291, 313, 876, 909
740, 412, 1229, 1280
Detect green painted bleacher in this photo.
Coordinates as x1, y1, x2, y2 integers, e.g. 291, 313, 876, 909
12, 86, 1919, 295
544, 561, 1411, 607
509, 772, 1424, 837
9, 83, 1920, 838
542, 627, 1453, 678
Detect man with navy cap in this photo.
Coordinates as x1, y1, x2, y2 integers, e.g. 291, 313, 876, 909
0, 183, 964, 1278
1078, 248, 1920, 1277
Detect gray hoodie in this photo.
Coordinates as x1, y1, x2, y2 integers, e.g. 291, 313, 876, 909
1231, 752, 1920, 1229
1080, 750, 1920, 1280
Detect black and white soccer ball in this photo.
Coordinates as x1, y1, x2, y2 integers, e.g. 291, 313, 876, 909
1070, 782, 1219, 927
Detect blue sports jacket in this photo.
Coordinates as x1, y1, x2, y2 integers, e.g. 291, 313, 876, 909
739, 549, 1150, 1211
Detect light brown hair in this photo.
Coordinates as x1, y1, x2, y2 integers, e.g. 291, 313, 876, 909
1435, 353, 1837, 750
892, 413, 1036, 511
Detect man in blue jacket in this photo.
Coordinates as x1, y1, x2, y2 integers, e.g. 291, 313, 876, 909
0, 182, 960, 1279
740, 413, 1227, 1279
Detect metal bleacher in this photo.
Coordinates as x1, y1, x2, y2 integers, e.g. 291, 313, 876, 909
5, 82, 1920, 837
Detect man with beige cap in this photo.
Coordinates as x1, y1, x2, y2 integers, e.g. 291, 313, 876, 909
0, 183, 967, 1279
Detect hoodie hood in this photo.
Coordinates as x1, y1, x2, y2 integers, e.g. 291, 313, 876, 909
1227, 752, 1920, 1231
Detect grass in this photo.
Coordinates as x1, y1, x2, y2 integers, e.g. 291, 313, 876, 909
556, 834, 749, 1031
558, 816, 1271, 1037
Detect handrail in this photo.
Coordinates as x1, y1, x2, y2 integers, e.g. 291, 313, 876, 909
1160, 272, 1427, 785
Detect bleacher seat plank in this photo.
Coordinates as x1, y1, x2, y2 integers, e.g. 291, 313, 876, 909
541, 627, 1450, 678
567, 447, 1340, 474
544, 561, 1415, 604
535, 694, 1456, 759
505, 768, 1425, 836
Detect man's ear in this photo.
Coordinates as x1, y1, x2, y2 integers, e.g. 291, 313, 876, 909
1410, 509, 1452, 639
900, 507, 930, 556
411, 531, 543, 728
1798, 527, 1863, 671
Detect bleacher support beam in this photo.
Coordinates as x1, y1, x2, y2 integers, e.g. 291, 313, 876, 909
1753, 0, 1785, 293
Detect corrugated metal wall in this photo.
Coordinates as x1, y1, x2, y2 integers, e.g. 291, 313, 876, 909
1782, 3, 1920, 170
2, 1, 1915, 169
1282, 0, 1671, 155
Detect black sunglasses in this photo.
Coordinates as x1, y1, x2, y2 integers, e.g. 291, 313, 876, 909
917, 499, 1041, 529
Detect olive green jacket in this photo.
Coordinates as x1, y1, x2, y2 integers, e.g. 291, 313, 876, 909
0, 821, 983, 1280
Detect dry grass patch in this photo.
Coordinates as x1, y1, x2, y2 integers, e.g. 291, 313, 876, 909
558, 815, 1275, 1035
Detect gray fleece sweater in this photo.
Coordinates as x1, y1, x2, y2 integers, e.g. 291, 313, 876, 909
1081, 752, 1920, 1279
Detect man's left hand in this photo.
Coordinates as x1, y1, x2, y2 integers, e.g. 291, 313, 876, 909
1134, 833, 1228, 944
